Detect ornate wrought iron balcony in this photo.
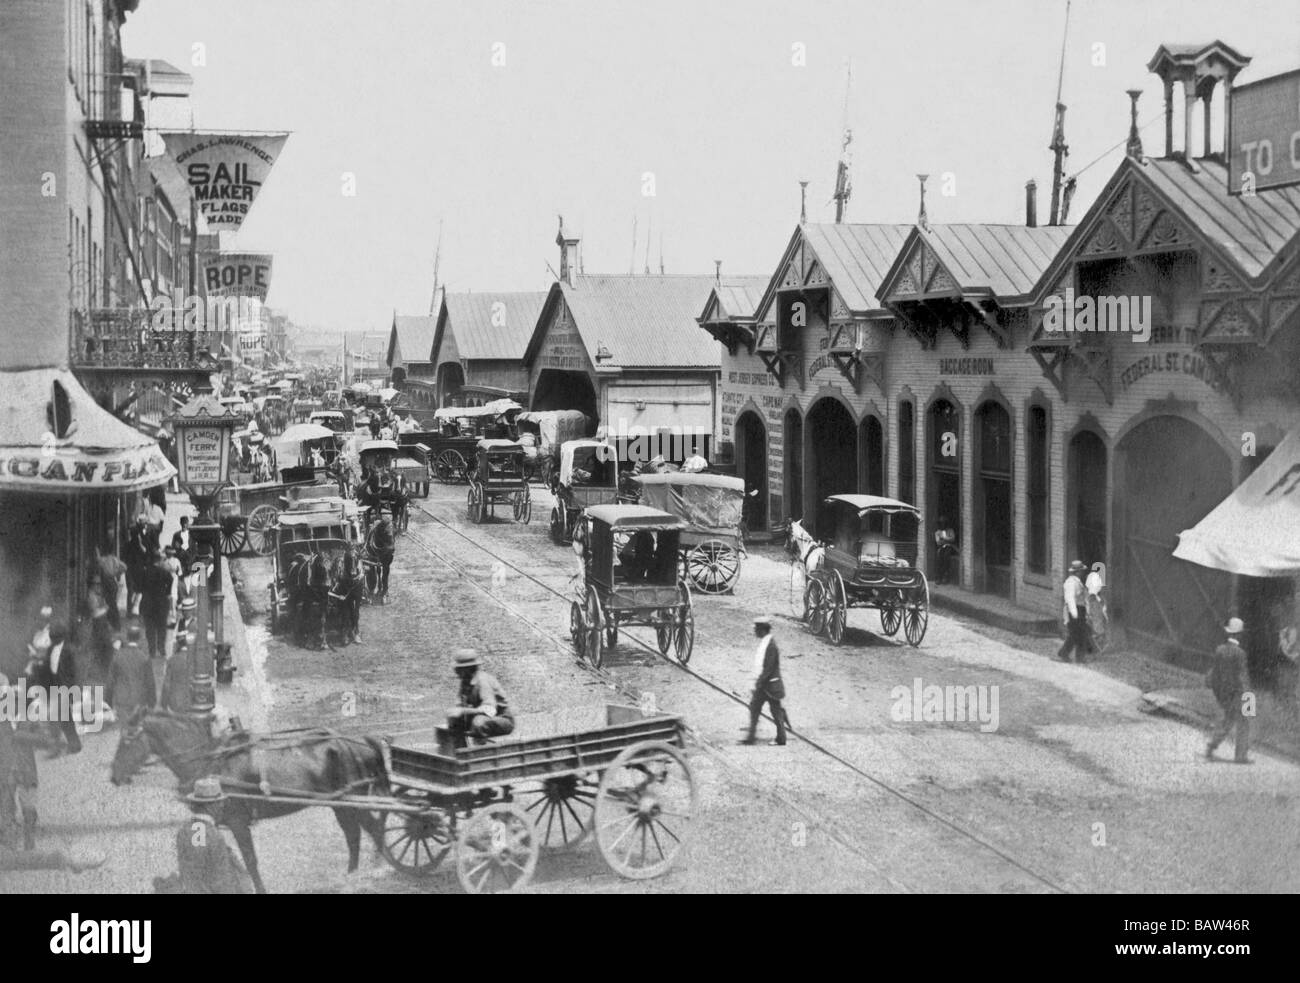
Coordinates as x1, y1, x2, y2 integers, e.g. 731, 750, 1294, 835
70, 308, 224, 373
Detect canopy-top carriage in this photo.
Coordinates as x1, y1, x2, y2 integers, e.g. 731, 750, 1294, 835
466, 439, 532, 525
789, 494, 930, 646
570, 505, 695, 669
268, 497, 364, 640
632, 472, 746, 595
549, 440, 619, 544
355, 439, 412, 532
423, 400, 520, 483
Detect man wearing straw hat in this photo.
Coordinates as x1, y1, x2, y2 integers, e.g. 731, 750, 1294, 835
1055, 560, 1090, 664
446, 650, 514, 748
155, 776, 254, 894
1206, 617, 1253, 764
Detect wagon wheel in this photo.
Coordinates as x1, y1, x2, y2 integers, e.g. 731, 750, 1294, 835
550, 506, 565, 545
219, 519, 246, 557
673, 587, 695, 664
879, 597, 903, 637
520, 485, 532, 525
584, 586, 604, 669
789, 558, 808, 620
435, 449, 466, 484
247, 505, 278, 556
522, 774, 598, 850
903, 572, 930, 647
595, 740, 695, 881
570, 600, 584, 650
466, 483, 481, 523
379, 794, 453, 876
655, 619, 672, 655
804, 576, 828, 635
511, 489, 528, 523
454, 802, 539, 894
685, 540, 741, 594
826, 570, 847, 646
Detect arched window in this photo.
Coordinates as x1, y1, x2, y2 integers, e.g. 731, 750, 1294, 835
897, 399, 915, 504
1026, 402, 1049, 574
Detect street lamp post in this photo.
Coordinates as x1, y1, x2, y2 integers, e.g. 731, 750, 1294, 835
167, 395, 239, 714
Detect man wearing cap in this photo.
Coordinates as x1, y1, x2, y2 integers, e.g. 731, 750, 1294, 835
1055, 560, 1090, 664
741, 616, 787, 746
447, 650, 514, 747
106, 626, 156, 719
1206, 618, 1253, 764
156, 776, 254, 894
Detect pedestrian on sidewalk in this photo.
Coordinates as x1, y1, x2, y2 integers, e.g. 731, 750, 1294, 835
106, 626, 156, 720
43, 623, 82, 756
1055, 560, 1089, 664
92, 546, 127, 631
0, 674, 42, 851
1206, 617, 1253, 764
176, 516, 193, 572
933, 517, 958, 585
153, 777, 254, 894
140, 548, 175, 661
126, 514, 153, 617
740, 615, 787, 746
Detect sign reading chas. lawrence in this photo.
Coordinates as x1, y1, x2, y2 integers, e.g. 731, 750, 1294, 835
1229, 69, 1300, 194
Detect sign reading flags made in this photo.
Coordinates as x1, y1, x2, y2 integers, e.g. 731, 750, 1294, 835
161, 132, 289, 230
1228, 68, 1300, 194
202, 252, 273, 302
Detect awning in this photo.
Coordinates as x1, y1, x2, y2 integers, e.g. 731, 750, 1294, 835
1174, 430, 1300, 576
0, 368, 175, 494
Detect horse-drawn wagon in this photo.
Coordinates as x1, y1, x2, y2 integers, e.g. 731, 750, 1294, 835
549, 439, 619, 544
466, 439, 531, 524
632, 472, 746, 595
216, 475, 326, 556
570, 505, 695, 668
355, 439, 412, 532
268, 497, 365, 646
789, 494, 930, 646
513, 409, 591, 487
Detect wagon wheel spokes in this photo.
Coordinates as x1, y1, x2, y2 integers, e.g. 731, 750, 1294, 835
826, 571, 847, 646
435, 449, 466, 484
903, 573, 930, 647
584, 586, 604, 669
655, 622, 672, 655
805, 578, 828, 635
454, 802, 539, 894
674, 586, 695, 664
247, 505, 279, 556
550, 506, 565, 545
219, 521, 246, 557
686, 541, 740, 594
380, 797, 453, 877
595, 741, 695, 881
522, 775, 598, 850
880, 599, 903, 636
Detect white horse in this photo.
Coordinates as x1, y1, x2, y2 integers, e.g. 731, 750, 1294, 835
786, 518, 824, 573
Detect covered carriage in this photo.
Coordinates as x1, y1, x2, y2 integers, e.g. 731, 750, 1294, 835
355, 439, 412, 532
513, 409, 591, 487
466, 439, 531, 524
790, 494, 930, 646
268, 497, 364, 639
632, 472, 746, 595
424, 401, 518, 483
549, 439, 619, 544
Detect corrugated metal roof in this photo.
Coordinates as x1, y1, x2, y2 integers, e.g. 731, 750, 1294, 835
703, 276, 770, 321
390, 315, 438, 365
920, 224, 1074, 298
1140, 158, 1300, 279
445, 291, 548, 361
799, 224, 915, 311
558, 275, 723, 368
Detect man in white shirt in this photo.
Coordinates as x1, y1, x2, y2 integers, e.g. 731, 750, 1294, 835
1055, 560, 1089, 663
740, 615, 787, 746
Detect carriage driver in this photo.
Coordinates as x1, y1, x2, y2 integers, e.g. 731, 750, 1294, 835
446, 649, 515, 747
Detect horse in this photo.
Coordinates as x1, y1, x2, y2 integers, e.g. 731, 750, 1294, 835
326, 549, 365, 646
285, 550, 331, 647
109, 709, 389, 894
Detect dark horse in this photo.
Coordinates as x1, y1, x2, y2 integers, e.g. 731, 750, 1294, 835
285, 550, 331, 646
326, 549, 365, 646
356, 468, 408, 532
110, 709, 389, 894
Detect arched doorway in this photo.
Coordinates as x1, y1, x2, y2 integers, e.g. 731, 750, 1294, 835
784, 408, 803, 524
974, 401, 1013, 597
531, 368, 598, 424
437, 362, 464, 407
860, 416, 884, 497
807, 398, 857, 537
1066, 429, 1107, 568
927, 398, 961, 580
734, 411, 767, 531
1115, 416, 1232, 659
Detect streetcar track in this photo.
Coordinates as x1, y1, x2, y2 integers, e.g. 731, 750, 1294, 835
407, 495, 1072, 894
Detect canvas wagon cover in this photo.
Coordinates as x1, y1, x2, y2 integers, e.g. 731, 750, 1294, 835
516, 410, 590, 455
633, 473, 744, 536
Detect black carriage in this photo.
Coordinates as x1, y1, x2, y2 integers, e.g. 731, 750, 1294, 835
790, 494, 930, 647
570, 505, 695, 668
267, 499, 364, 643
632, 472, 746, 595
355, 439, 412, 533
548, 440, 619, 544
466, 439, 531, 524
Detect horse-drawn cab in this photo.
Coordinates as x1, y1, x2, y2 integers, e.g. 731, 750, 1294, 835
355, 439, 410, 532
269, 498, 364, 646
570, 505, 695, 669
466, 439, 531, 524
632, 471, 747, 595
309, 409, 350, 435
792, 494, 929, 647
549, 439, 618, 544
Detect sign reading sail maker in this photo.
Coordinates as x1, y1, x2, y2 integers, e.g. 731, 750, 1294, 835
161, 132, 288, 230
1228, 68, 1300, 195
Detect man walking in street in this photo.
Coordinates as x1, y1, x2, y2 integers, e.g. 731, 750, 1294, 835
446, 649, 514, 747
1055, 560, 1089, 663
1206, 617, 1253, 764
741, 615, 787, 746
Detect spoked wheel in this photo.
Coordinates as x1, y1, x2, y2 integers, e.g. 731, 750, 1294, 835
522, 774, 598, 850
219, 519, 246, 557
879, 599, 903, 637
435, 450, 466, 484
685, 540, 741, 594
805, 577, 828, 635
903, 572, 930, 647
454, 802, 539, 894
789, 559, 808, 620
655, 619, 672, 655
380, 795, 453, 876
595, 741, 696, 881
247, 505, 278, 556
673, 585, 695, 664
569, 600, 582, 641
584, 586, 604, 669
826, 570, 847, 646
550, 506, 565, 545
466, 483, 481, 523
512, 488, 532, 524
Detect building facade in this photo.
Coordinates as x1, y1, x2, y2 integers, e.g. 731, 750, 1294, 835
429, 288, 544, 408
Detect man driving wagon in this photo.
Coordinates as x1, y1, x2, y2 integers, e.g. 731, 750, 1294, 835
445, 649, 515, 748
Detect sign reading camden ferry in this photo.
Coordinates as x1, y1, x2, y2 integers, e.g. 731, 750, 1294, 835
1228, 68, 1300, 194
169, 396, 238, 499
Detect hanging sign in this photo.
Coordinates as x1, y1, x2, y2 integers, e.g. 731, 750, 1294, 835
161, 132, 289, 230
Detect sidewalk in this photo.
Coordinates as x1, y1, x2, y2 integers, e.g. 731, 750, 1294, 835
928, 582, 1059, 635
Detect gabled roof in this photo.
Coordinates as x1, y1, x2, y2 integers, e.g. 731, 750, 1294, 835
527, 275, 724, 370
879, 224, 1073, 304
699, 276, 771, 323
387, 313, 438, 367
440, 291, 548, 362
797, 224, 917, 311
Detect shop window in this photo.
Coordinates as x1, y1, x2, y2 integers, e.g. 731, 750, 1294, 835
898, 399, 915, 504
1026, 403, 1049, 574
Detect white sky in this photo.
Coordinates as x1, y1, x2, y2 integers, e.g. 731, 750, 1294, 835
120, 0, 1300, 333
